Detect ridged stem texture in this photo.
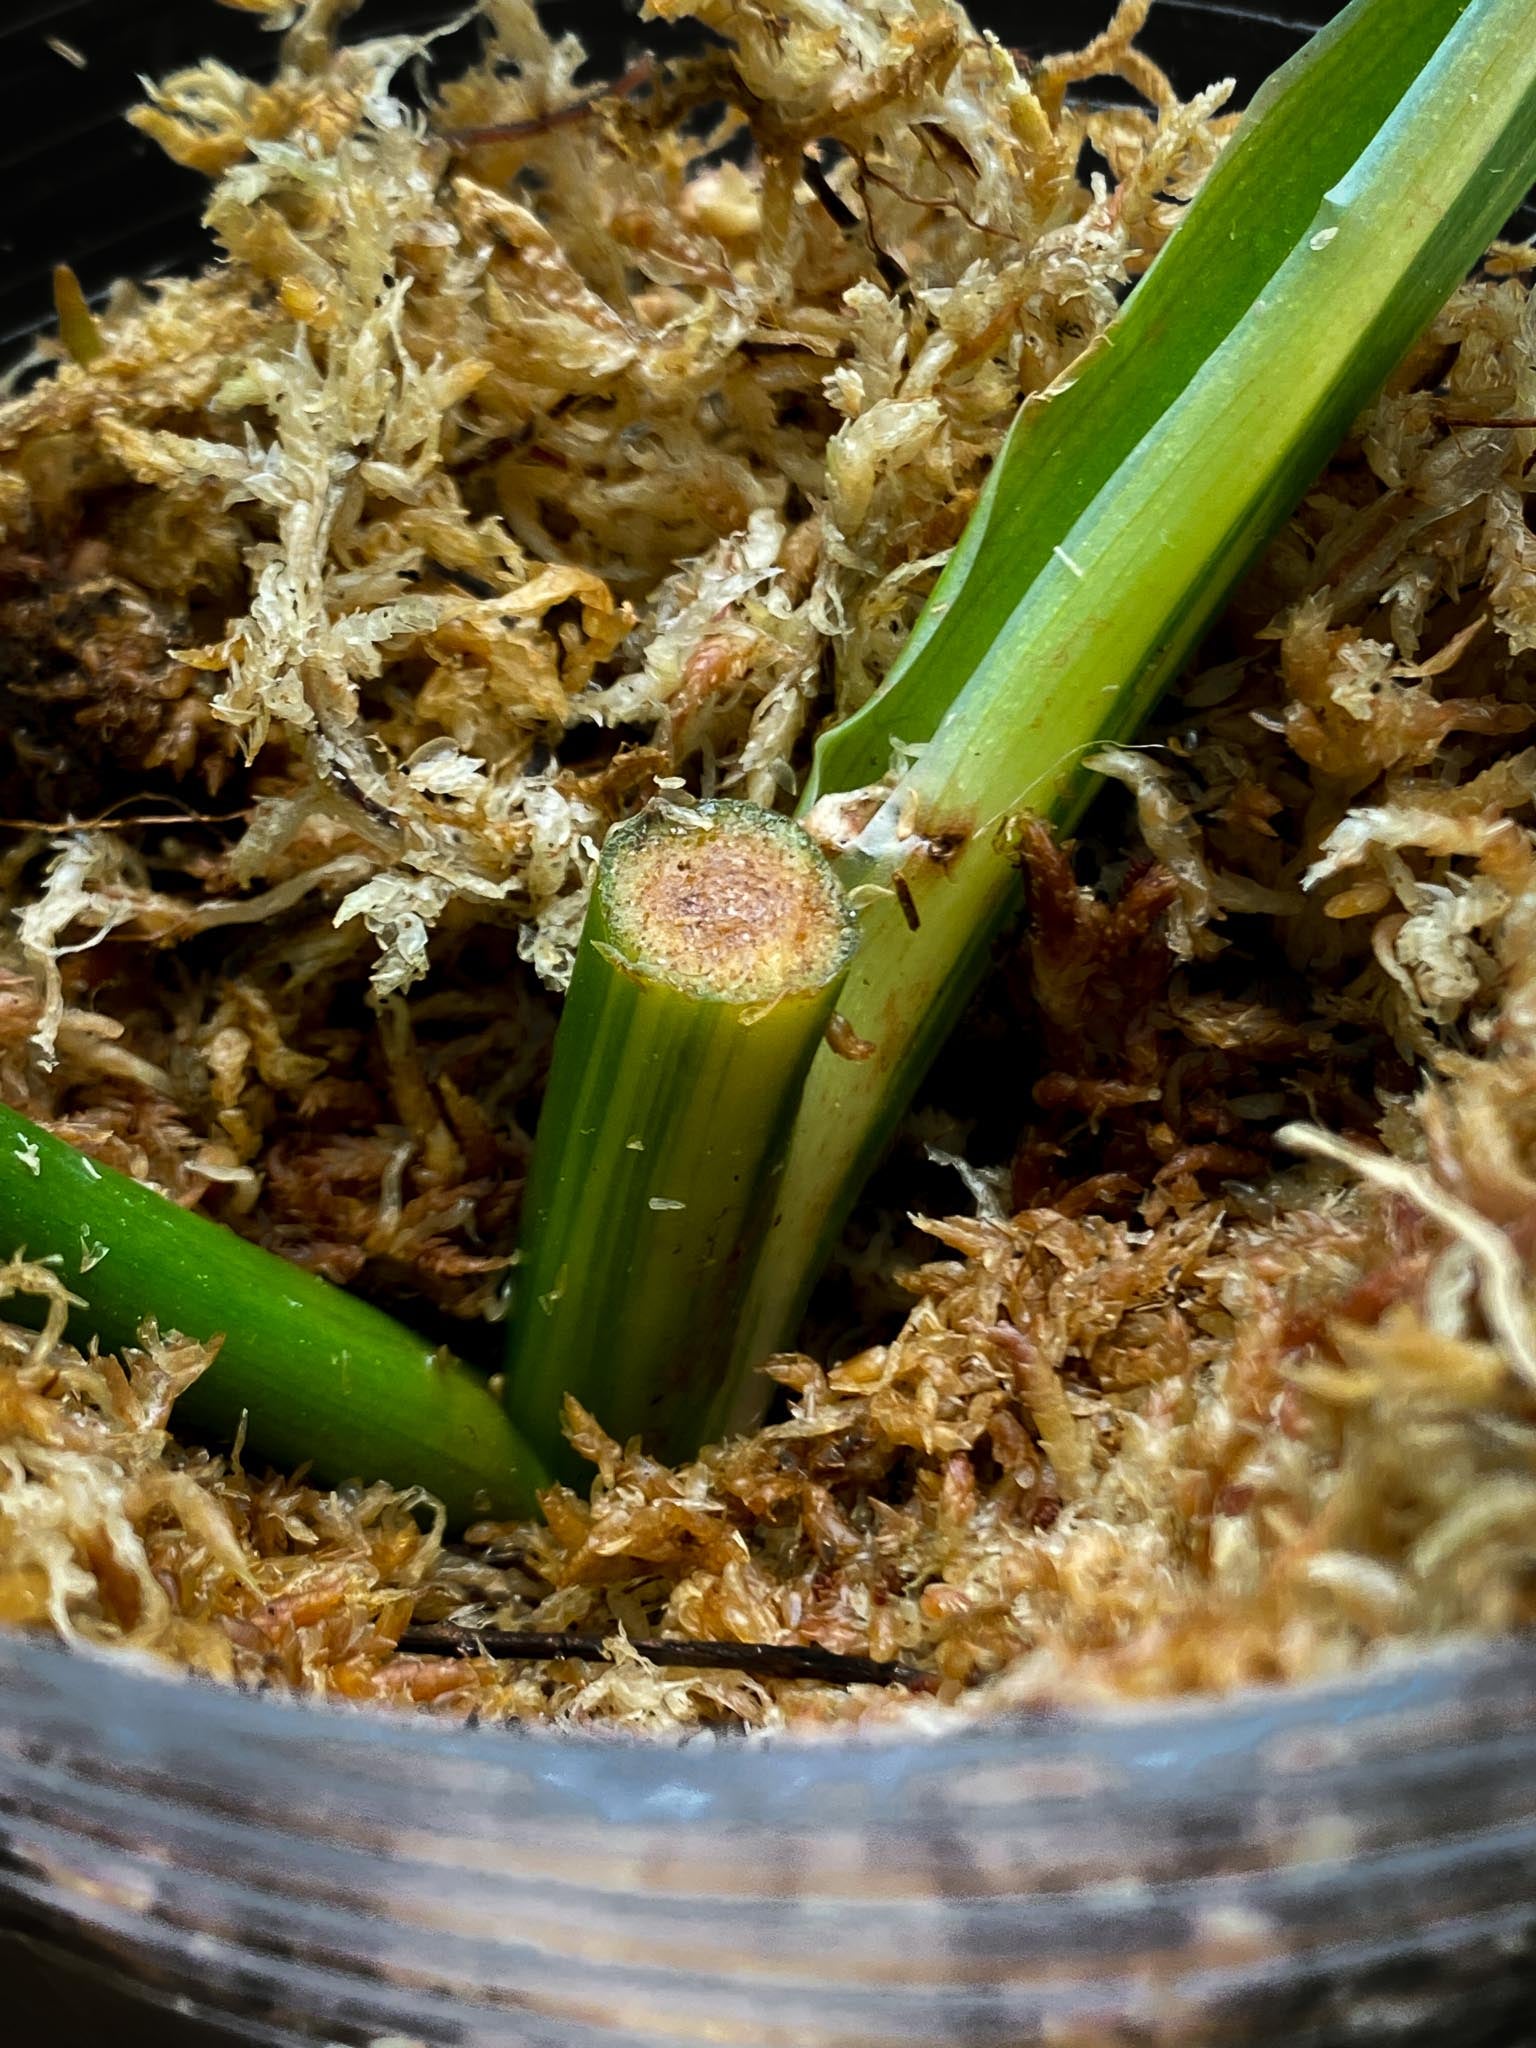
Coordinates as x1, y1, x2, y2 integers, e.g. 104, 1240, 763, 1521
502, 798, 857, 1474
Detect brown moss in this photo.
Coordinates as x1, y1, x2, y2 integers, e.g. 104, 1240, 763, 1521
0, 0, 1532, 1733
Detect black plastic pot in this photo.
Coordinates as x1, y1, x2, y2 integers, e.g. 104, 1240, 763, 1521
1, 5, 1534, 2045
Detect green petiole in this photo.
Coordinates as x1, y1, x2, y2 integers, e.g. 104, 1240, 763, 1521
500, 799, 857, 1476
500, 0, 1536, 1458
716, 0, 1536, 1425
800, 0, 1490, 810
0, 1102, 548, 1527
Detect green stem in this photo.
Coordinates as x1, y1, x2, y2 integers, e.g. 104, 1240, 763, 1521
802, 0, 1475, 808
0, 1102, 548, 1527
500, 798, 857, 1475
715, 0, 1536, 1426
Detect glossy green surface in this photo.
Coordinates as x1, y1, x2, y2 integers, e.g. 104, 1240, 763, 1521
0, 1102, 548, 1525
799, 0, 1478, 808
723, 0, 1536, 1415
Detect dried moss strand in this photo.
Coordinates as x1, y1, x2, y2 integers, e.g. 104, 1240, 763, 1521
0, 1103, 548, 1527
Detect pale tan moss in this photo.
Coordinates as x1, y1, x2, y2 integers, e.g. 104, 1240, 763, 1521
0, 0, 1532, 1733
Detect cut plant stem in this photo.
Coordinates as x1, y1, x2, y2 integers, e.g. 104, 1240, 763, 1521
0, 1102, 548, 1527
800, 0, 1487, 811
501, 797, 857, 1476
713, 0, 1536, 1428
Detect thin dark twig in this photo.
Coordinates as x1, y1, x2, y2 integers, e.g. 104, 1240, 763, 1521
397, 1622, 937, 1690
425, 559, 500, 599
799, 149, 862, 233
443, 56, 656, 146
802, 150, 909, 295
864, 159, 1023, 247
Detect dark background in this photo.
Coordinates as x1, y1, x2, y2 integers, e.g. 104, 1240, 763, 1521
0, 0, 1356, 353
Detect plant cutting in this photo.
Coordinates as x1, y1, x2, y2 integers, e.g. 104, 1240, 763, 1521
503, 0, 1536, 1452
2, 0, 1535, 1741
502, 798, 857, 1473
0, 1102, 546, 1524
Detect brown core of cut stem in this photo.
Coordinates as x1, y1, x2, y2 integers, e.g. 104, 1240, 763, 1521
603, 802, 855, 1003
